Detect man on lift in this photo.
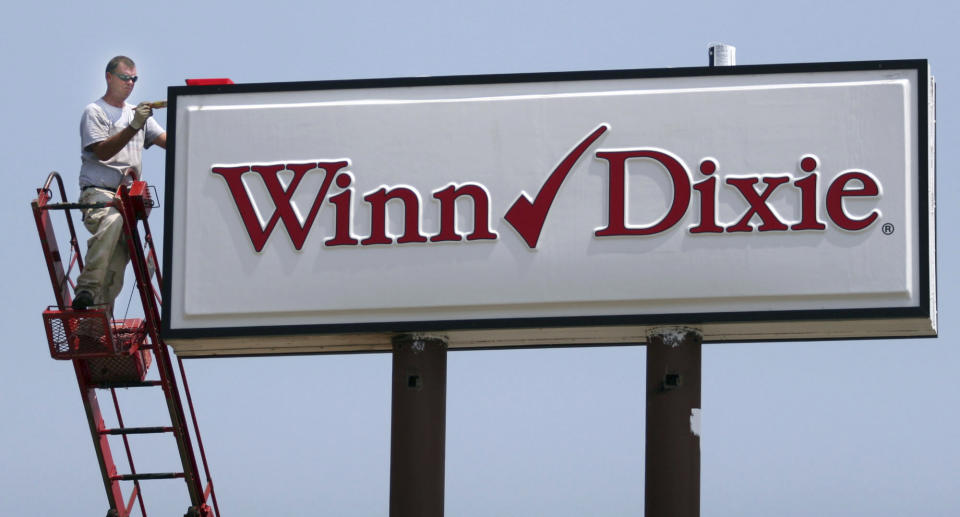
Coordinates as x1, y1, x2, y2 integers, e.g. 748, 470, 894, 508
72, 56, 166, 312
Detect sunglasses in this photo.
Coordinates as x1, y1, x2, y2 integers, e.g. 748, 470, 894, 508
112, 72, 138, 83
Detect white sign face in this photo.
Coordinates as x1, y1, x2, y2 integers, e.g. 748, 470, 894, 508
162, 61, 936, 356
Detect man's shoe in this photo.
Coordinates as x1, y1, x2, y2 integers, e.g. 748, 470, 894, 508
72, 290, 94, 311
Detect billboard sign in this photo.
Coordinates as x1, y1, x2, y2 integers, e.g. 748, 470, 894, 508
162, 60, 936, 356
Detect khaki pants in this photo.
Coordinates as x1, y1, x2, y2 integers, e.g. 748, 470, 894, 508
75, 187, 129, 313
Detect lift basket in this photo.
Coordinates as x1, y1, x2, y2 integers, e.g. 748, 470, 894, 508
42, 308, 145, 360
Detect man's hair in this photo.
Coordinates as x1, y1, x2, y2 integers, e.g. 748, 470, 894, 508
105, 56, 136, 74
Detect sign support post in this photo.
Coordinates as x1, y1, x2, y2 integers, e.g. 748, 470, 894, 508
645, 327, 703, 517
389, 334, 448, 517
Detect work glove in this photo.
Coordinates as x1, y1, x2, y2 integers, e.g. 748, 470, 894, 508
130, 102, 152, 130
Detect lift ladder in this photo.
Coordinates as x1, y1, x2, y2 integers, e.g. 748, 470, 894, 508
32, 172, 220, 517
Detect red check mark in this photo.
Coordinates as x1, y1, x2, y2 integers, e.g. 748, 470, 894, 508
504, 124, 609, 248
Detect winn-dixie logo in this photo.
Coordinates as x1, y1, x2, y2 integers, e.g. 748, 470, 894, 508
212, 125, 881, 251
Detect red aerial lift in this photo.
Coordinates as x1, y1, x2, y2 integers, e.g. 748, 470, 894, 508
31, 172, 220, 517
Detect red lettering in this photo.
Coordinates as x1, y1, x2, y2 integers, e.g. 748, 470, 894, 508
690, 158, 723, 234
431, 183, 498, 242
595, 149, 691, 237
826, 171, 881, 231
325, 172, 359, 246
213, 145, 883, 251
725, 176, 791, 232
362, 186, 428, 245
791, 173, 827, 230
212, 161, 346, 251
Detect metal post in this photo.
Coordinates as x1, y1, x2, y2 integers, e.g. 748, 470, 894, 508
389, 334, 448, 517
645, 327, 702, 517
708, 43, 736, 67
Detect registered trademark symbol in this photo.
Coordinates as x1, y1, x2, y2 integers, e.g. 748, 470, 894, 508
882, 223, 895, 235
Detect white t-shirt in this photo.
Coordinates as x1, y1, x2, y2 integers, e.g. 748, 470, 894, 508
79, 97, 164, 189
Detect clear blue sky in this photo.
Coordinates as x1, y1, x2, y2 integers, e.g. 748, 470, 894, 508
2, 1, 958, 515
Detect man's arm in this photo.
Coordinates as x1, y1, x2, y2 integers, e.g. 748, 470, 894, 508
151, 132, 167, 149
87, 102, 154, 161
87, 125, 139, 161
